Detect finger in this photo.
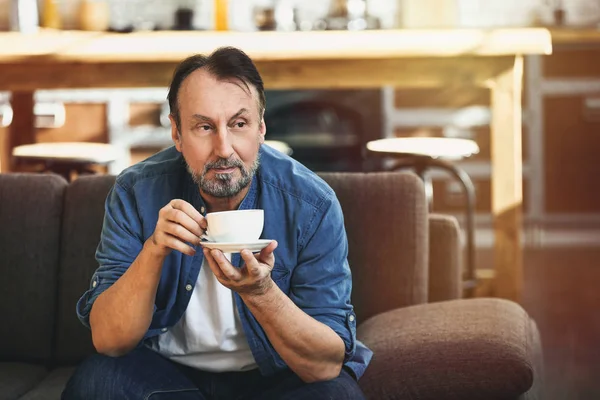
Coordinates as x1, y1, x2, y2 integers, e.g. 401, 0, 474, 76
169, 199, 206, 230
202, 248, 228, 281
210, 249, 242, 281
241, 249, 263, 277
165, 208, 204, 237
257, 240, 278, 265
163, 221, 202, 245
159, 232, 196, 256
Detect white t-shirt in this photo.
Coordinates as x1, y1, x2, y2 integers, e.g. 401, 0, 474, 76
149, 256, 258, 372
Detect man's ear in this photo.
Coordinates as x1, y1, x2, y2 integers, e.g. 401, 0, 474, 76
259, 118, 266, 144
170, 114, 182, 152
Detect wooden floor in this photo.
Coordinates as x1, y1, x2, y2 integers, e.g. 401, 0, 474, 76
478, 247, 600, 399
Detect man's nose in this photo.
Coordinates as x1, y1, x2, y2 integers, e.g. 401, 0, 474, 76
213, 128, 234, 158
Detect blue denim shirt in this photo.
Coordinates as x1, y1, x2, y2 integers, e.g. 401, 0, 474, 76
76, 144, 372, 379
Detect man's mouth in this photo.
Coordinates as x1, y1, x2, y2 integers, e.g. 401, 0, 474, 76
212, 167, 236, 174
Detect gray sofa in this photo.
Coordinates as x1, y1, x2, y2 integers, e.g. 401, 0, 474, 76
0, 172, 543, 399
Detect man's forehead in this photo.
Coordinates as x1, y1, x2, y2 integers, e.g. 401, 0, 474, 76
181, 68, 257, 100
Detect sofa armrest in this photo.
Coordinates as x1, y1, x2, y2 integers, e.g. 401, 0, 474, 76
357, 298, 543, 400
428, 214, 462, 302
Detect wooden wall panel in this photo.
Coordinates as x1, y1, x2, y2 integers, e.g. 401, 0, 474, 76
544, 96, 600, 213
35, 103, 107, 143
544, 49, 600, 78
129, 102, 161, 126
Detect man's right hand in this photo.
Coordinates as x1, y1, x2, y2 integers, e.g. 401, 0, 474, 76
148, 199, 206, 257
91, 199, 205, 356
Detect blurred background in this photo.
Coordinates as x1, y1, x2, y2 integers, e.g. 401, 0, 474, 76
4, 0, 600, 32
1, 1, 600, 399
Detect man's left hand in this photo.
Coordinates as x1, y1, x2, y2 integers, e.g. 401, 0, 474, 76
202, 240, 278, 296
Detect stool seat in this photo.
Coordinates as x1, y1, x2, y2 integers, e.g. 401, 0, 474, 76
13, 142, 120, 182
13, 142, 119, 165
264, 140, 293, 155
366, 137, 479, 160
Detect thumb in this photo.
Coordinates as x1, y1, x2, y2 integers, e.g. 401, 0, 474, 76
258, 240, 278, 265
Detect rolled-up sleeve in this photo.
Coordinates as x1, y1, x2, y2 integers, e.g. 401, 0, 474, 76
76, 181, 144, 329
291, 194, 357, 362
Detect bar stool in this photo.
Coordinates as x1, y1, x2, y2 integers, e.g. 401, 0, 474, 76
366, 137, 479, 296
12, 142, 120, 182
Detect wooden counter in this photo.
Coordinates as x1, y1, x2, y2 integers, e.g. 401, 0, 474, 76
0, 28, 552, 302
0, 28, 552, 90
0, 29, 551, 61
550, 27, 600, 46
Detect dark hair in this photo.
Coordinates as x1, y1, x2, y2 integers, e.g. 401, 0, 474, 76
167, 46, 266, 130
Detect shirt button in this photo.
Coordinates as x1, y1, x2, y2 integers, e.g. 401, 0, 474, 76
349, 315, 355, 322
92, 280, 97, 288
161, 327, 168, 333
200, 206, 205, 214
185, 284, 193, 291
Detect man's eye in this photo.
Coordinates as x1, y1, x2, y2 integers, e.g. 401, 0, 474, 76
235, 122, 246, 128
199, 125, 211, 131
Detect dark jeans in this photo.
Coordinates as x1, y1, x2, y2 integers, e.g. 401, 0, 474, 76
62, 347, 366, 400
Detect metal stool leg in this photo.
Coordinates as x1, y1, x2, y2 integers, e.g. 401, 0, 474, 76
390, 157, 434, 210
421, 158, 477, 297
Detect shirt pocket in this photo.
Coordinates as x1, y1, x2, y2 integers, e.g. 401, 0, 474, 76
270, 263, 291, 293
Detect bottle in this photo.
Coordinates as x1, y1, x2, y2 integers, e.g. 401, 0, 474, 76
78, 0, 110, 31
214, 0, 228, 31
10, 0, 39, 33
41, 0, 62, 29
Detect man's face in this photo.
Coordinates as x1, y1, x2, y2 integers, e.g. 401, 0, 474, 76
171, 69, 265, 200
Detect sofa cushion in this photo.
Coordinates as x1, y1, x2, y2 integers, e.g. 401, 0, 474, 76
19, 367, 75, 400
0, 362, 47, 400
54, 175, 116, 365
357, 298, 539, 400
0, 174, 67, 363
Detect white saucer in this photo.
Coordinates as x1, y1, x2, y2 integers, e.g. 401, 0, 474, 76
201, 239, 273, 253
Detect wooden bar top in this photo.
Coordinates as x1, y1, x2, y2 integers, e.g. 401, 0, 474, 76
550, 27, 600, 45
0, 28, 552, 63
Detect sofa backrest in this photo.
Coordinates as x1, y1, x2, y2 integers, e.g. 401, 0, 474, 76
318, 172, 428, 322
52, 171, 429, 364
54, 175, 116, 365
0, 173, 67, 364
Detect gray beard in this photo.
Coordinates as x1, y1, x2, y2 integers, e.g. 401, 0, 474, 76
187, 154, 260, 198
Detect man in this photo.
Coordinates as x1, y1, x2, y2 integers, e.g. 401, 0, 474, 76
63, 47, 372, 399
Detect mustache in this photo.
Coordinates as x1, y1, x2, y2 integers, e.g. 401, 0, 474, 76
204, 157, 244, 172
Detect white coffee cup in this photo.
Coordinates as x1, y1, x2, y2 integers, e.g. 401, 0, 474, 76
203, 209, 264, 243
